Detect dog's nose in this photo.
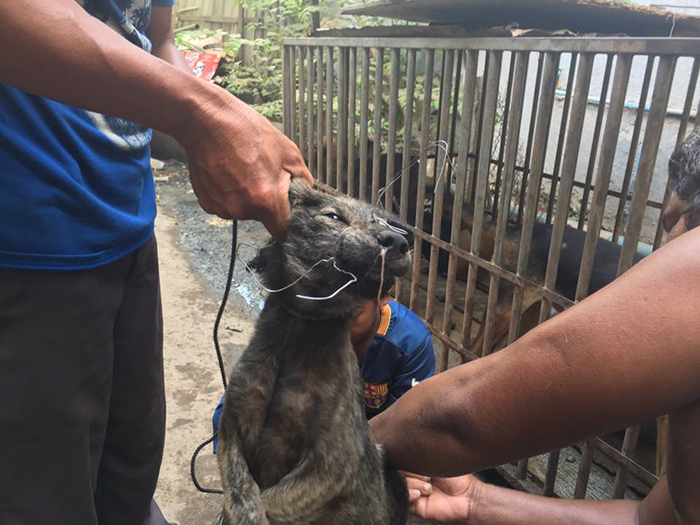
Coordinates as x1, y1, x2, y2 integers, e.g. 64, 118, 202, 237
377, 231, 409, 256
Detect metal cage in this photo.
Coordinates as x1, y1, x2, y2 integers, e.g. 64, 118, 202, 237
282, 36, 700, 500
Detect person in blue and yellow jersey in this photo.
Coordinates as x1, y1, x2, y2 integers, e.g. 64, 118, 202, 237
212, 292, 435, 450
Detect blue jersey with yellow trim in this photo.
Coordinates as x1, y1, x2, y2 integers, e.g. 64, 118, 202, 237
211, 300, 435, 452
361, 300, 435, 419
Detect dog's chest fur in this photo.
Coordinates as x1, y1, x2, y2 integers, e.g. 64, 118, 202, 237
231, 305, 365, 491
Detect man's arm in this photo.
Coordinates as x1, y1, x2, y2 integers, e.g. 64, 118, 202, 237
0, 0, 312, 239
148, 5, 192, 73
371, 227, 700, 477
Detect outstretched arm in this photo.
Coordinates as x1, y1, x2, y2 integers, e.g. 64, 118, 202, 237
0, 0, 312, 239
371, 227, 700, 477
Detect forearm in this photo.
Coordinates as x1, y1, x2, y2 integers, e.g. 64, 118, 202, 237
470, 483, 640, 525
372, 229, 700, 476
0, 0, 229, 143
152, 40, 191, 74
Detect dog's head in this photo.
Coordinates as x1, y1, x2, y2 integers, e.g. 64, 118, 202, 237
251, 180, 412, 317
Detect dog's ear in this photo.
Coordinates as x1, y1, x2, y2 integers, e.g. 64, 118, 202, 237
289, 179, 323, 209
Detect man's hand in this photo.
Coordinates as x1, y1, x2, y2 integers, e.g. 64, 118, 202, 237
406, 474, 480, 524
180, 96, 312, 241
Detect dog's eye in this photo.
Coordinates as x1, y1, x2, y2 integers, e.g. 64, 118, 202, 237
322, 212, 346, 224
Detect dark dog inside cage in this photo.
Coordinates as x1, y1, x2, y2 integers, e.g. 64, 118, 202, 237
424, 202, 646, 356
216, 180, 409, 525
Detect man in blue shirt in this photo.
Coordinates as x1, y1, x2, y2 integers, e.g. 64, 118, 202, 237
0, 1, 311, 525
212, 294, 435, 451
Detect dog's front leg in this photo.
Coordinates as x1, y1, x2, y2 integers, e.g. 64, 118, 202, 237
260, 457, 350, 525
218, 428, 269, 525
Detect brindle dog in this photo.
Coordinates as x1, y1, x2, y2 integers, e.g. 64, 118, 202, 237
217, 180, 410, 525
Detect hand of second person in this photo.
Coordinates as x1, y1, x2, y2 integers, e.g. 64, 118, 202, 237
179, 89, 313, 241
406, 474, 481, 524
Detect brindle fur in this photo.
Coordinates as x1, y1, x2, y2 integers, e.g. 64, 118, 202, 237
217, 180, 410, 525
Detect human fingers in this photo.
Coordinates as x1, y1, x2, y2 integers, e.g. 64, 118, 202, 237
401, 471, 431, 482
406, 476, 433, 497
260, 172, 292, 242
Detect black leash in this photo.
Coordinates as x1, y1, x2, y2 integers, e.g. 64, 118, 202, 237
190, 220, 238, 495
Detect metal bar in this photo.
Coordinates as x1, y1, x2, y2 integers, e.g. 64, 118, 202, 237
471, 53, 490, 205
517, 53, 544, 223
545, 53, 577, 225
481, 51, 530, 356
307, 46, 315, 174
652, 57, 700, 249
284, 37, 700, 56
290, 46, 297, 145
578, 54, 614, 230
442, 49, 478, 356
316, 46, 325, 182
395, 48, 417, 305
326, 46, 335, 187
460, 50, 503, 352
574, 53, 633, 301
574, 440, 595, 498
493, 52, 516, 220
612, 425, 642, 498
410, 49, 435, 312
612, 56, 656, 244
538, 53, 595, 494
283, 45, 291, 137
372, 47, 385, 205
360, 47, 371, 202
433, 51, 448, 184
448, 50, 464, 184
385, 48, 401, 212
298, 46, 306, 165
426, 49, 455, 345
338, 47, 349, 194
508, 51, 560, 344
348, 47, 358, 198
619, 56, 677, 274
400, 48, 418, 224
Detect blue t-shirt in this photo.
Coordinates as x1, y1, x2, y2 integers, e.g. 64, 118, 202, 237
0, 0, 174, 270
211, 301, 436, 452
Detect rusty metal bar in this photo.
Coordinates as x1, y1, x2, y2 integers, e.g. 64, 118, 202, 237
448, 51, 464, 183
539, 53, 595, 495
460, 50, 503, 352
337, 47, 349, 194
306, 46, 315, 174
395, 48, 417, 305
427, 49, 455, 333
360, 47, 371, 202
385, 48, 401, 212
493, 52, 516, 220
517, 53, 544, 223
619, 56, 677, 274
652, 57, 700, 249
574, 440, 596, 498
326, 46, 335, 188
471, 52, 490, 205
545, 53, 577, 225
372, 47, 385, 205
578, 54, 614, 229
316, 46, 325, 182
298, 46, 306, 165
410, 49, 435, 312
283, 45, 291, 138
442, 49, 478, 356
481, 51, 530, 356
574, 53, 633, 301
290, 46, 297, 145
400, 48, 418, 224
348, 47, 358, 198
612, 56, 656, 244
612, 425, 642, 498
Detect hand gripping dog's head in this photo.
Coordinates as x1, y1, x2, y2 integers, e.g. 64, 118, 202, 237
251, 180, 412, 319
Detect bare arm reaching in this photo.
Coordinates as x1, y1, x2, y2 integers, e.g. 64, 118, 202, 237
0, 0, 312, 239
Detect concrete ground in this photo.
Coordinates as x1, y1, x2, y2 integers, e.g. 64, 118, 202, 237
152, 166, 429, 524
